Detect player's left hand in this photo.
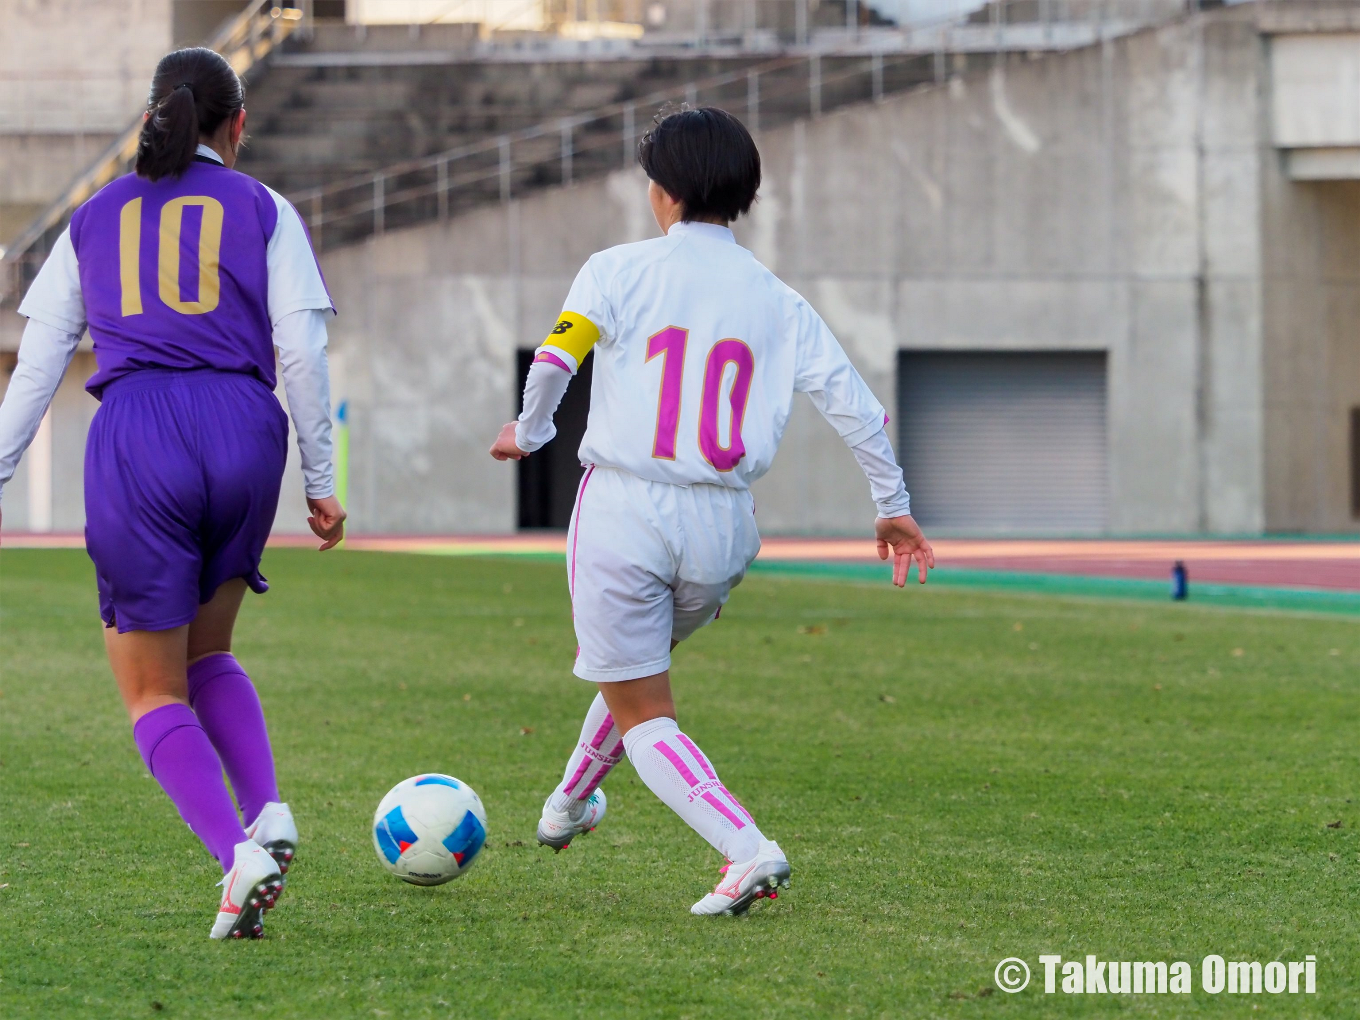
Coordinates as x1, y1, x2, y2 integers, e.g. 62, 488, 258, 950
307, 495, 346, 551
490, 421, 529, 461
875, 514, 934, 587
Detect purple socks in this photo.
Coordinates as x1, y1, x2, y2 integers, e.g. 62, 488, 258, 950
132, 655, 280, 872
133, 703, 246, 872
187, 653, 280, 827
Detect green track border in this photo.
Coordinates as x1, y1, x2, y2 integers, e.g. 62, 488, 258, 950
349, 544, 1360, 617
747, 560, 1360, 617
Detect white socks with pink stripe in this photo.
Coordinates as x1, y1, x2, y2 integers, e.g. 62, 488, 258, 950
548, 693, 624, 816
623, 716, 763, 863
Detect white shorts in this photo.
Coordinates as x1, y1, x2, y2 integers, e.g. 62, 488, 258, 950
567, 465, 761, 683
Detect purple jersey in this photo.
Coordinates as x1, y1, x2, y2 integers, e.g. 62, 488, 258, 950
70, 160, 282, 398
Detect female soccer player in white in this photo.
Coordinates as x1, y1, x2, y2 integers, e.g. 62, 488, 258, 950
491, 108, 934, 915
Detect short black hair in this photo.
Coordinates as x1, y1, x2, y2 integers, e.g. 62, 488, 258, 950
637, 107, 761, 223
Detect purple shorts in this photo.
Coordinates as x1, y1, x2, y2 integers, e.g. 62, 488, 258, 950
84, 369, 288, 633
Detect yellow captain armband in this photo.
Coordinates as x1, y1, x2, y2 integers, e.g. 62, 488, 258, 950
543, 311, 600, 364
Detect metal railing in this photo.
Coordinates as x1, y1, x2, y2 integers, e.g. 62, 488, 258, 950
290, 0, 1182, 251
291, 49, 940, 251
0, 0, 311, 304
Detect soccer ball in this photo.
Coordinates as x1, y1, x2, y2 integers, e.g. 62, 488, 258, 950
371, 774, 488, 886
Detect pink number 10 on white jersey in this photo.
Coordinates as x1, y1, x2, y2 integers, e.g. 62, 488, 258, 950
646, 325, 755, 472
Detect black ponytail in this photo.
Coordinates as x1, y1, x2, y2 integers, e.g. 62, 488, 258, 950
135, 47, 243, 182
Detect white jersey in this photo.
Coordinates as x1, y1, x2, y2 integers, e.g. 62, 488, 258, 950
536, 221, 886, 490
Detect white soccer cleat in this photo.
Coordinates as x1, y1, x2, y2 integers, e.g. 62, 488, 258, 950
210, 840, 284, 940
690, 839, 791, 916
246, 801, 298, 876
536, 789, 607, 852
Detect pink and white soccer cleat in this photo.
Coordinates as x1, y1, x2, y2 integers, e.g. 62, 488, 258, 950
536, 789, 607, 852
246, 801, 298, 876
690, 839, 791, 916
210, 840, 284, 940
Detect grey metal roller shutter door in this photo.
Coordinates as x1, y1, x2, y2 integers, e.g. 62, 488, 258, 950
896, 352, 1108, 533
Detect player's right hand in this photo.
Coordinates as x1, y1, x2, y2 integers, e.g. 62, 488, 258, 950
875, 515, 934, 587
307, 495, 346, 551
489, 422, 529, 461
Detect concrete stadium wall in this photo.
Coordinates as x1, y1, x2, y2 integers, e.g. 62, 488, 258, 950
321, 7, 1288, 536
5, 4, 1358, 537
1259, 174, 1360, 533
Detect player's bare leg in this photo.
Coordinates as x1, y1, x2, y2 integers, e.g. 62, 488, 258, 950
594, 670, 674, 733
599, 671, 790, 915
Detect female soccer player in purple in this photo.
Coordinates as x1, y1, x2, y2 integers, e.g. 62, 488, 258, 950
0, 48, 344, 940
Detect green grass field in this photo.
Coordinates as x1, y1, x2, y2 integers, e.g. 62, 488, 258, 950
2, 548, 1359, 1018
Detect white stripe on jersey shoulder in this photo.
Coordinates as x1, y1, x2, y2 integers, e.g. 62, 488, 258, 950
262, 184, 303, 246
15, 227, 85, 336
262, 182, 336, 322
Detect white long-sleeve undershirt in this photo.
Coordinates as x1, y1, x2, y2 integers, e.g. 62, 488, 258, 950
0, 319, 81, 503
0, 308, 336, 503
275, 307, 336, 499
851, 426, 912, 519
515, 359, 573, 454
515, 360, 911, 519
